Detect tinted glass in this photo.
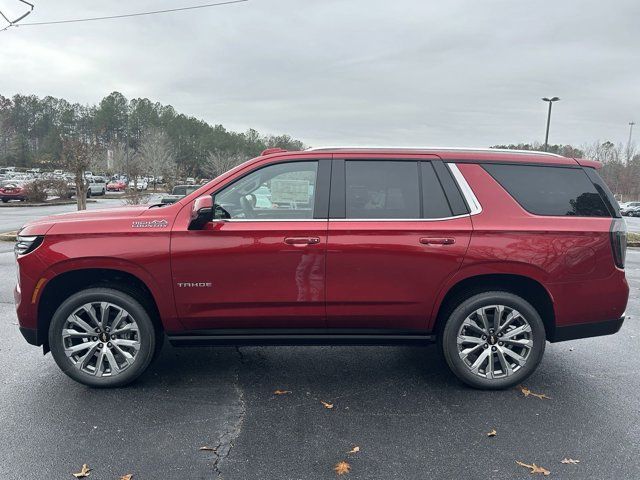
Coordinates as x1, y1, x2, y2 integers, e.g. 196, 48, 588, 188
483, 164, 609, 217
421, 162, 453, 218
216, 161, 317, 219
345, 161, 420, 219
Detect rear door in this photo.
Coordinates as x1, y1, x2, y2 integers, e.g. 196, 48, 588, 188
326, 155, 474, 331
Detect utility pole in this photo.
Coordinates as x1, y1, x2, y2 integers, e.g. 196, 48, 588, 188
542, 97, 560, 151
628, 121, 636, 162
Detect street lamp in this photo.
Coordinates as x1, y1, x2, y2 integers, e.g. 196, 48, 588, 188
542, 97, 560, 151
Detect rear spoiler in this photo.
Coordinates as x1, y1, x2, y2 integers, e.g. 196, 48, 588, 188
574, 158, 602, 169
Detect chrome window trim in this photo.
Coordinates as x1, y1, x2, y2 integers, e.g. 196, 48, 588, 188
216, 162, 482, 222
447, 163, 482, 215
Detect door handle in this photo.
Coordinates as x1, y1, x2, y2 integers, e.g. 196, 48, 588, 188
420, 237, 455, 245
284, 237, 321, 245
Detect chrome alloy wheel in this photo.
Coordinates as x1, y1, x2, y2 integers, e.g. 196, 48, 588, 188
456, 305, 533, 379
62, 302, 140, 377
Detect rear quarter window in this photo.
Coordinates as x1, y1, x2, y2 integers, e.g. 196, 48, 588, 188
482, 163, 610, 217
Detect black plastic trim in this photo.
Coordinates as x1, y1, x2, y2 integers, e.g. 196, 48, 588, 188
313, 159, 332, 219
432, 160, 469, 215
19, 327, 39, 346
329, 159, 346, 219
550, 316, 624, 342
168, 329, 436, 346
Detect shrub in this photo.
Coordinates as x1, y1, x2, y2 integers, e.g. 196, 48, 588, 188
23, 180, 49, 203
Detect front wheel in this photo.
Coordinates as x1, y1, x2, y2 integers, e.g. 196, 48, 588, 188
49, 288, 158, 387
440, 291, 546, 390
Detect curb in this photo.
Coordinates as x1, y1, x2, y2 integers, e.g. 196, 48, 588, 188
0, 200, 97, 208
0, 231, 18, 242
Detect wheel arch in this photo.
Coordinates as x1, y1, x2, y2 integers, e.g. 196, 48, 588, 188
432, 273, 556, 340
37, 268, 164, 352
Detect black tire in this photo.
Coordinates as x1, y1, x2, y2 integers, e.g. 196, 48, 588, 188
48, 288, 157, 388
101, 189, 106, 196
86, 189, 91, 198
440, 291, 546, 390
629, 212, 634, 217
1, 198, 7, 203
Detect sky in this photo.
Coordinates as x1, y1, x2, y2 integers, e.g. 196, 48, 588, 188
0, 0, 639, 149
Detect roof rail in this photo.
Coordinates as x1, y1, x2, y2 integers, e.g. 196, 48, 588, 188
305, 146, 564, 158
261, 147, 287, 156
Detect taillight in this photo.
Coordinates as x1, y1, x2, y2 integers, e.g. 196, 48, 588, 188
610, 218, 627, 269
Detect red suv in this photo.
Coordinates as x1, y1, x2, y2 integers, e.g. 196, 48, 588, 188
14, 147, 628, 389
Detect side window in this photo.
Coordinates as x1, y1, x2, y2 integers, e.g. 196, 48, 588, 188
215, 161, 318, 220
421, 162, 453, 218
483, 163, 610, 217
345, 161, 420, 219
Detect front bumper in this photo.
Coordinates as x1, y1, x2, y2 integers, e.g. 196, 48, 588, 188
551, 316, 625, 342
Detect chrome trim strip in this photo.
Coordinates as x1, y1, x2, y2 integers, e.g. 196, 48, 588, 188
305, 146, 563, 158
447, 163, 482, 215
328, 215, 469, 222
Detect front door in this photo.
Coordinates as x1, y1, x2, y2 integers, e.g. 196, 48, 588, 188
326, 157, 472, 331
171, 159, 330, 330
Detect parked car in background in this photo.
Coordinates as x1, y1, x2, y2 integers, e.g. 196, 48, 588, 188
624, 205, 640, 217
87, 176, 107, 196
13, 147, 628, 389
107, 180, 126, 192
620, 202, 640, 216
186, 177, 196, 184
135, 178, 148, 191
161, 184, 199, 204
0, 180, 27, 202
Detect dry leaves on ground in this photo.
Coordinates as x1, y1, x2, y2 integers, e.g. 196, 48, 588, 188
519, 385, 551, 400
321, 400, 334, 409
119, 475, 133, 480
348, 446, 360, 454
274, 390, 292, 395
561, 458, 580, 464
486, 429, 497, 437
72, 464, 91, 478
334, 461, 351, 475
199, 446, 217, 451
516, 461, 551, 476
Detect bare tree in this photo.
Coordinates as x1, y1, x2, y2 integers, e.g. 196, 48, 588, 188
62, 137, 93, 210
205, 150, 247, 180
138, 128, 176, 190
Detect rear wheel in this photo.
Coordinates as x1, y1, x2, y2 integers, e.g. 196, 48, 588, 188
49, 288, 157, 387
441, 291, 546, 389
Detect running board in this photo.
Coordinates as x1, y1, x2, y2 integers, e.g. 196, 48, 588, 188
167, 330, 436, 347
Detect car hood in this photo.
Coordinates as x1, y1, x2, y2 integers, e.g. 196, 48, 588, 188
19, 205, 150, 236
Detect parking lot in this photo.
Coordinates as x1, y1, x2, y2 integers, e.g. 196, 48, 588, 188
0, 209, 638, 479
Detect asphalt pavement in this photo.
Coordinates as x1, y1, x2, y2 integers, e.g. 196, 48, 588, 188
0, 223, 639, 478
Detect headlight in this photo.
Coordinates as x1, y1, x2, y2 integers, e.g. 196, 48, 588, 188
14, 235, 44, 257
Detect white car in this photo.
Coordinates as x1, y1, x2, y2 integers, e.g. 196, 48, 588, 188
87, 176, 107, 196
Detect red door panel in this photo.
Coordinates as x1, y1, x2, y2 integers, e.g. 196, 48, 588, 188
171, 220, 327, 329
326, 217, 472, 331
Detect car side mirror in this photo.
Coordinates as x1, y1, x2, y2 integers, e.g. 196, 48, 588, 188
188, 195, 214, 230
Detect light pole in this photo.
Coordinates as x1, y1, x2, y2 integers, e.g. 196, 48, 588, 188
542, 97, 560, 151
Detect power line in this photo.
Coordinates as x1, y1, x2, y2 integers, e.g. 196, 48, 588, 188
6, 0, 247, 29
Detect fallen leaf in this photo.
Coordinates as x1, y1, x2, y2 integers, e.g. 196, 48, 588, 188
561, 458, 580, 464
274, 390, 292, 395
348, 446, 360, 454
199, 446, 217, 451
334, 461, 351, 475
119, 475, 133, 480
519, 385, 551, 400
487, 429, 497, 437
516, 461, 550, 476
321, 400, 334, 409
72, 464, 91, 478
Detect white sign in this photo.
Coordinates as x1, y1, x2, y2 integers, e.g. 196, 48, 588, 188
270, 179, 310, 203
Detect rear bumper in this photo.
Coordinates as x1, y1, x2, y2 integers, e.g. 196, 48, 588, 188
550, 316, 625, 342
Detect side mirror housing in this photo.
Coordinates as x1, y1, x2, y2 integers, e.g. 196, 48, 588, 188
188, 195, 214, 230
